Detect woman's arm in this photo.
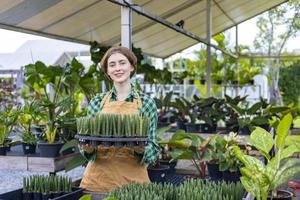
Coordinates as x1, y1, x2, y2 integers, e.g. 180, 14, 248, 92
141, 97, 161, 165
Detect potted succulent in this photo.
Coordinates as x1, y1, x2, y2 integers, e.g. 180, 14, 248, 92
233, 113, 300, 200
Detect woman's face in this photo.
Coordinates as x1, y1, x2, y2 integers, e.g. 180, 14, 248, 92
107, 53, 134, 84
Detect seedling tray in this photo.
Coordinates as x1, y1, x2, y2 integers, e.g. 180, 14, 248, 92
75, 135, 148, 147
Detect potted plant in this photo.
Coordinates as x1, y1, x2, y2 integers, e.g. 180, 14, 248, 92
182, 96, 201, 133
24, 61, 76, 157
233, 113, 300, 200
159, 130, 213, 179
154, 91, 175, 127
0, 107, 20, 155
17, 100, 44, 155
194, 97, 226, 133
170, 96, 190, 131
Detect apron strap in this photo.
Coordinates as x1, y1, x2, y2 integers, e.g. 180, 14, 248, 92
99, 90, 143, 114
99, 91, 112, 111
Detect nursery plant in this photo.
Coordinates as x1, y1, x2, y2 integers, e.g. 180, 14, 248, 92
76, 113, 150, 137
177, 179, 244, 200
0, 106, 20, 153
233, 113, 300, 200
18, 100, 45, 145
159, 130, 213, 178
23, 175, 72, 198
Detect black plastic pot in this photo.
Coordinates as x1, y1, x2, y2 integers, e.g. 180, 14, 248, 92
222, 170, 241, 183
207, 163, 222, 181
38, 142, 64, 157
189, 80, 195, 84
147, 164, 170, 183
0, 188, 84, 200
199, 123, 217, 133
0, 146, 7, 155
22, 143, 37, 155
200, 79, 206, 85
176, 121, 186, 131
238, 126, 251, 135
22, 192, 33, 200
185, 123, 200, 133
159, 159, 177, 175
42, 194, 51, 200
216, 80, 222, 85
33, 192, 42, 200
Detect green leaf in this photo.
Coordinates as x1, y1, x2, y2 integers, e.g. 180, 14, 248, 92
169, 149, 193, 160
65, 154, 86, 172
248, 102, 262, 115
79, 194, 92, 200
247, 127, 274, 159
276, 113, 293, 149
60, 139, 77, 153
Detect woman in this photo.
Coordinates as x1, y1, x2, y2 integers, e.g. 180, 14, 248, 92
79, 46, 160, 193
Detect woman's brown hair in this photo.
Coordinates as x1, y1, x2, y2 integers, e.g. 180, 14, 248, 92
100, 46, 137, 77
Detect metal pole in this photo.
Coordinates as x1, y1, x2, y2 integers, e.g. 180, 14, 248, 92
206, 0, 212, 97
235, 25, 239, 96
121, 0, 132, 49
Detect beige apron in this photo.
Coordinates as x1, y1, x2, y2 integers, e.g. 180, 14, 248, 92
80, 92, 150, 193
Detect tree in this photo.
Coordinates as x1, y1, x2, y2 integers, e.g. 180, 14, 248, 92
253, 0, 300, 104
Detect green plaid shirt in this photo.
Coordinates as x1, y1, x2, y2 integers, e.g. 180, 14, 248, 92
81, 86, 160, 165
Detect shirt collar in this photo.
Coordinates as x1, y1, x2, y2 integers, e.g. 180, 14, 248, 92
111, 84, 138, 100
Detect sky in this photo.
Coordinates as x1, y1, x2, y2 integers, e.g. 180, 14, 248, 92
0, 16, 298, 55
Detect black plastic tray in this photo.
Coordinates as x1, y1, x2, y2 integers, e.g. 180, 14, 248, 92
75, 135, 149, 147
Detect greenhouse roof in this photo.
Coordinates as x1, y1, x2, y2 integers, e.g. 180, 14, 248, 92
0, 0, 287, 58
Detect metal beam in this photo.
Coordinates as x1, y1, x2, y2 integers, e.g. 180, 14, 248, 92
108, 0, 237, 59
121, 0, 132, 49
0, 23, 90, 45
206, 0, 212, 97
239, 54, 300, 59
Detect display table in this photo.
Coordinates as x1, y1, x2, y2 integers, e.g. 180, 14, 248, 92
0, 144, 78, 173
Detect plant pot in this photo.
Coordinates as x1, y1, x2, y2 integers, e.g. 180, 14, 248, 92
176, 121, 186, 131
216, 80, 222, 85
0, 188, 84, 200
147, 164, 170, 183
199, 123, 217, 133
207, 163, 222, 181
189, 80, 195, 84
38, 142, 64, 157
5, 138, 12, 152
200, 79, 206, 85
23, 192, 33, 200
0, 146, 7, 155
238, 126, 251, 135
231, 80, 238, 85
42, 194, 52, 200
159, 159, 177, 175
22, 143, 37, 155
33, 192, 42, 200
185, 123, 200, 133
222, 170, 241, 183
